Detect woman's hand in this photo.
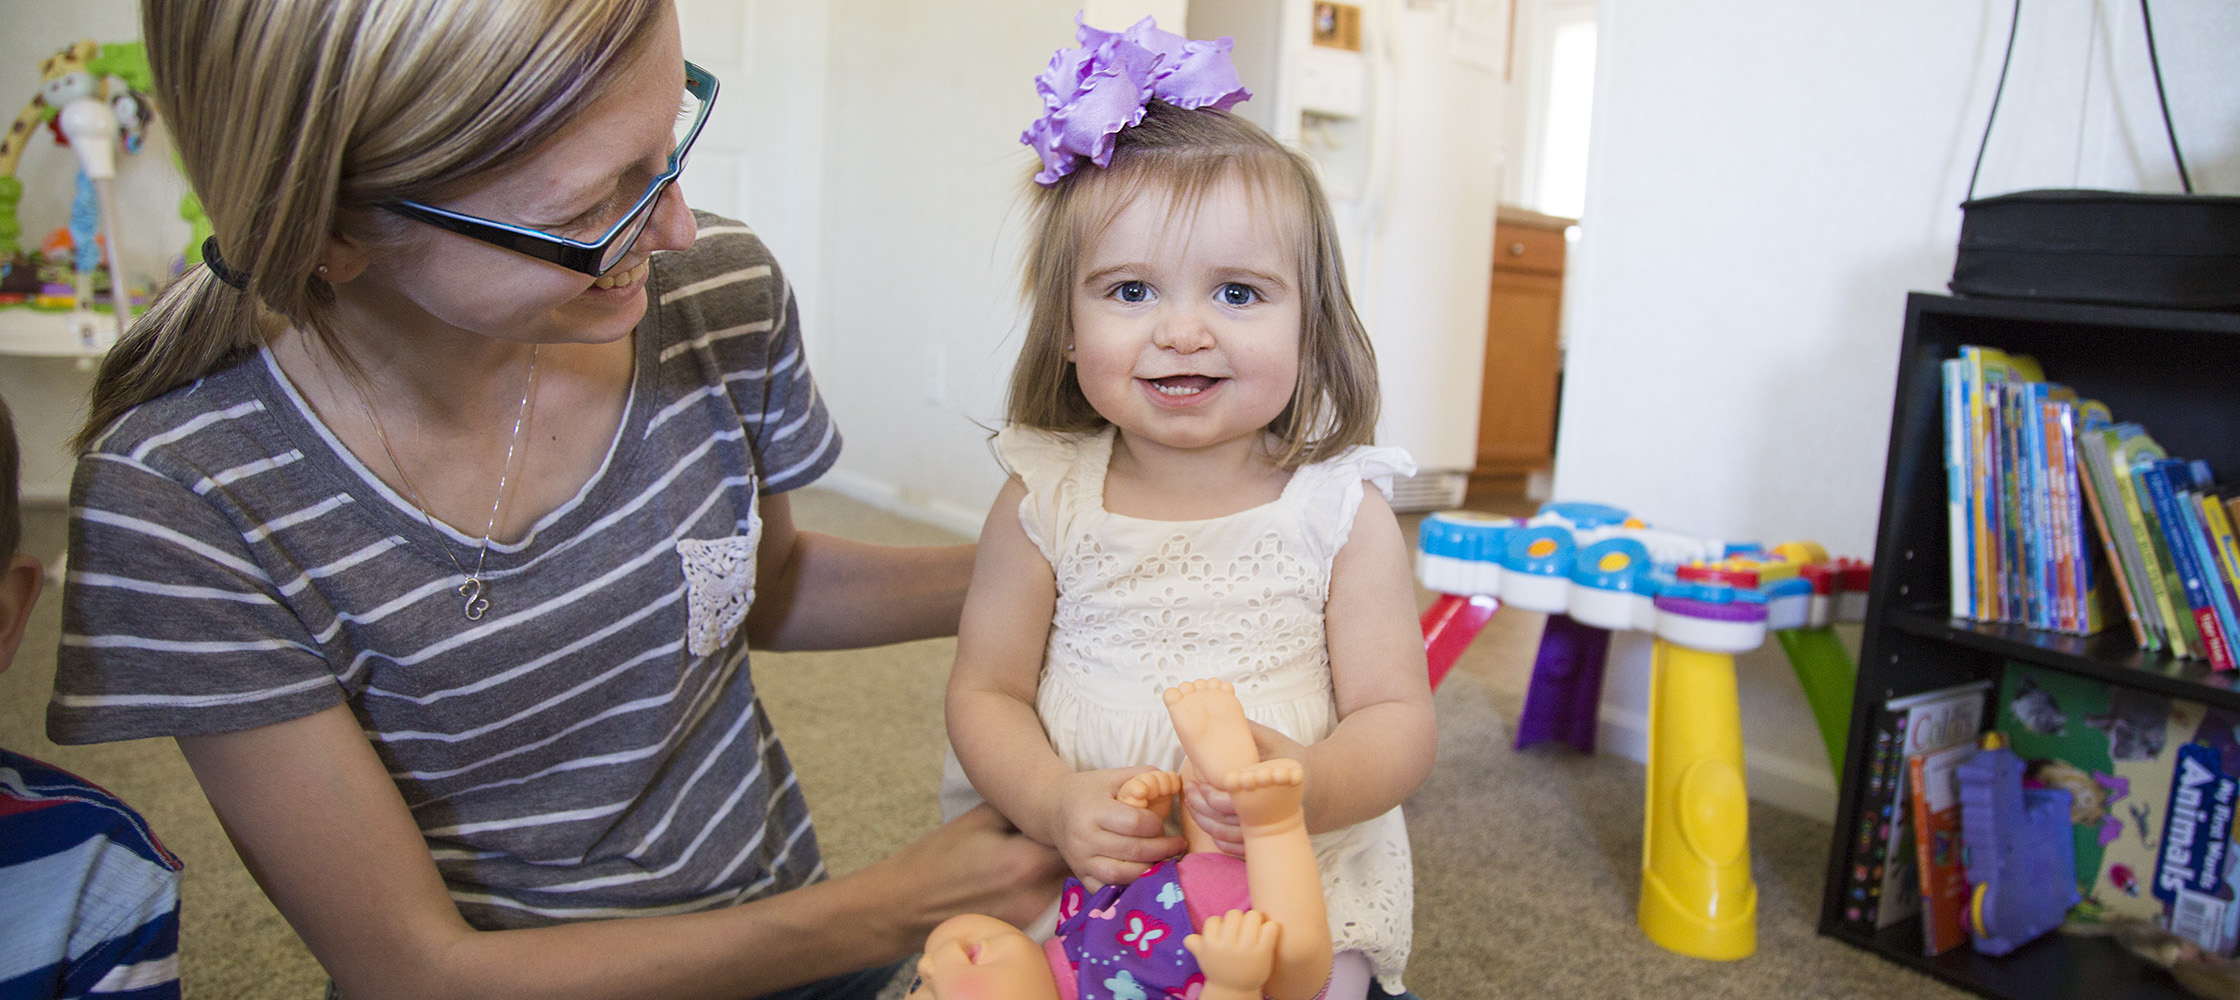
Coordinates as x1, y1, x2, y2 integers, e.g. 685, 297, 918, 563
1046, 766, 1188, 886
873, 804, 1067, 934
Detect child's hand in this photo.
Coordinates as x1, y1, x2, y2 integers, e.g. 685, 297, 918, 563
1181, 779, 1246, 857
1049, 766, 1188, 886
1184, 909, 1281, 997
1182, 720, 1310, 855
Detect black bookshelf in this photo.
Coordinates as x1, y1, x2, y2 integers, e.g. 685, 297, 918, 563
1818, 292, 2240, 1000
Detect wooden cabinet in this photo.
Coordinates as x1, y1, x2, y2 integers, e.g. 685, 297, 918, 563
1821, 292, 2240, 999
1471, 206, 1571, 498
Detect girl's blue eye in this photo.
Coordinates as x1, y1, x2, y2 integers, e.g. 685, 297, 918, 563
1219, 282, 1259, 306
1114, 281, 1151, 303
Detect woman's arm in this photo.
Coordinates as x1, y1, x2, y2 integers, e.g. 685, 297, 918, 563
944, 478, 1185, 885
179, 704, 1063, 1000
744, 491, 976, 650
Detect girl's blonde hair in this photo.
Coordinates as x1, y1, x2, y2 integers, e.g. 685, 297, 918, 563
76, 0, 665, 451
1008, 101, 1380, 470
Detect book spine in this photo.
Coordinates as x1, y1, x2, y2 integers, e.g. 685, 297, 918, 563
2007, 388, 2030, 625
2143, 460, 2236, 670
2202, 497, 2240, 636
1911, 752, 1942, 954
1966, 349, 1996, 622
1944, 359, 1973, 620
1911, 747, 1974, 956
2023, 385, 2053, 629
2125, 450, 2197, 658
2077, 432, 2150, 647
2179, 490, 2240, 670
2044, 396, 2076, 632
2082, 429, 2159, 648
1843, 704, 1909, 931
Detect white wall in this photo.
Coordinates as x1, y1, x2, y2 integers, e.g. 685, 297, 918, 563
805, 0, 1082, 535
1556, 0, 2240, 820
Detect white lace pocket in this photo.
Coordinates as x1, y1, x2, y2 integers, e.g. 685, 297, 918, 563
678, 526, 759, 658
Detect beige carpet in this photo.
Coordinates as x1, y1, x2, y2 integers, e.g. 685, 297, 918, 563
0, 489, 1969, 999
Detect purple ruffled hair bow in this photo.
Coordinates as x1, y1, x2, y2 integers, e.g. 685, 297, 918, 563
1022, 13, 1252, 186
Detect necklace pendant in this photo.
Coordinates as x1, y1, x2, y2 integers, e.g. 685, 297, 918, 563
459, 578, 490, 621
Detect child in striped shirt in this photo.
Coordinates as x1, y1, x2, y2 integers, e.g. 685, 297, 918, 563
0, 395, 183, 1000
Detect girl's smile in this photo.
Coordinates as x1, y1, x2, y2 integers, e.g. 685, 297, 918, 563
1068, 172, 1301, 467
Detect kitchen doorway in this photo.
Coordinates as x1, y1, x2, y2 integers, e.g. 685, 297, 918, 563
1468, 0, 1594, 510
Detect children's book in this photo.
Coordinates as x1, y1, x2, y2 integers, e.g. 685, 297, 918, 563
2111, 428, 2196, 658
2139, 460, 2237, 670
2077, 420, 2155, 649
1993, 662, 2240, 954
1964, 348, 2043, 622
1911, 740, 1983, 955
1944, 358, 1973, 620
2176, 483, 2240, 670
2202, 496, 2240, 638
1843, 679, 1995, 933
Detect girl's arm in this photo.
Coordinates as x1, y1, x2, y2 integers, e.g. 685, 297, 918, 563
1298, 486, 1438, 831
177, 704, 1064, 1000
745, 491, 977, 650
946, 478, 1186, 885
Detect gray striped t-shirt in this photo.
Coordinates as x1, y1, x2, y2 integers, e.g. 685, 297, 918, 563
49, 215, 840, 928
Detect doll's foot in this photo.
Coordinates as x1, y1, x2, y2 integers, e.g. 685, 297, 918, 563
1164, 679, 1260, 781
1217, 758, 1308, 832
1117, 769, 1185, 817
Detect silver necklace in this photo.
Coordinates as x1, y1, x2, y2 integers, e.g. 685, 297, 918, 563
350, 346, 539, 621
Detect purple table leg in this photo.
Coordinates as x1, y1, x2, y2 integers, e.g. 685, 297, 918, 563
1513, 613, 1612, 753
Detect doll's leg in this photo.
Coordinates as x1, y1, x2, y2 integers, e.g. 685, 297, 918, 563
1165, 681, 1334, 1000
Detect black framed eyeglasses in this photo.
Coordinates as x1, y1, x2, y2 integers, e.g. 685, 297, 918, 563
381, 61, 719, 277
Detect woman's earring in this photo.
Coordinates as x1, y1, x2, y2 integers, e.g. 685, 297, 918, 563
316, 264, 330, 276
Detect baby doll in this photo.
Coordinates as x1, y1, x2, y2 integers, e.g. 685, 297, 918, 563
911, 679, 1333, 1000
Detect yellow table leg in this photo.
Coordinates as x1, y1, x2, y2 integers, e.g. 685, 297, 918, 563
1638, 638, 1758, 960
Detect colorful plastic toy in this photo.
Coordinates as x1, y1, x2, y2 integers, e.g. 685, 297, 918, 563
1412, 500, 1874, 961
0, 39, 156, 347
1956, 732, 2080, 956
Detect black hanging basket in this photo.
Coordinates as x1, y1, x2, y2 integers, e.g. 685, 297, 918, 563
1949, 0, 2240, 311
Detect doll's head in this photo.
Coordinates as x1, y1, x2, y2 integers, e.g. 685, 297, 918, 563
1009, 27, 1379, 470
905, 913, 1061, 1000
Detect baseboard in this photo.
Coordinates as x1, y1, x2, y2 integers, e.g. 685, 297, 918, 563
1594, 705, 1839, 824
812, 469, 988, 540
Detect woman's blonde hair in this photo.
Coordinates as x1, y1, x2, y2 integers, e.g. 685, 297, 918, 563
1008, 101, 1380, 470
75, 0, 666, 451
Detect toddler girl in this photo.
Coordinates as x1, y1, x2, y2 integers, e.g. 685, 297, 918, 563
943, 17, 1436, 999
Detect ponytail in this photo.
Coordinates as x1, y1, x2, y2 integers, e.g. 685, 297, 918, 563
73, 262, 268, 452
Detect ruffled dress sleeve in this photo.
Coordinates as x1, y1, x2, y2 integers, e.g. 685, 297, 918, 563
992, 425, 1094, 564
1294, 444, 1417, 559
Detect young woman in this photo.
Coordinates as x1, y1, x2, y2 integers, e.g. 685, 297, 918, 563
47, 2, 1061, 998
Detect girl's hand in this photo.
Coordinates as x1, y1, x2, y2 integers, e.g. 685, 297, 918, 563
1181, 779, 1245, 858
1182, 720, 1311, 854
1048, 766, 1188, 886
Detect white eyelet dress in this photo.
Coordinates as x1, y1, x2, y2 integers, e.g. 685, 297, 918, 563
955, 424, 1420, 993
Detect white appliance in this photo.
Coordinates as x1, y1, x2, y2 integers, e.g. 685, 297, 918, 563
1190, 0, 1508, 511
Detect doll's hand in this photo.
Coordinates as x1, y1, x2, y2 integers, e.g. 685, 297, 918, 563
1184, 909, 1281, 998
1050, 766, 1188, 887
